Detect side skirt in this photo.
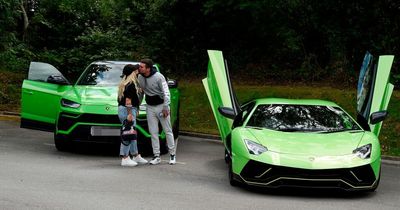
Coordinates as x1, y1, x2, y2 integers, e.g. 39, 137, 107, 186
20, 118, 54, 132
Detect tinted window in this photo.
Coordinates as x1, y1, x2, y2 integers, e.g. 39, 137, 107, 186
28, 62, 67, 82
357, 52, 376, 120
246, 104, 361, 132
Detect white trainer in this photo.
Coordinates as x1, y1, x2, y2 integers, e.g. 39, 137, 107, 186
149, 156, 161, 165
133, 154, 148, 165
169, 154, 176, 165
121, 157, 138, 167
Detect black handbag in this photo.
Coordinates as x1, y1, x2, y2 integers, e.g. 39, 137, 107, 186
120, 120, 137, 146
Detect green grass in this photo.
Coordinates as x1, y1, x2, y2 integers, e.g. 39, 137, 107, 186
1, 71, 399, 156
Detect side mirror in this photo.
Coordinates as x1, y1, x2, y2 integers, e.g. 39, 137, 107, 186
218, 107, 236, 119
369, 111, 388, 124
168, 79, 178, 88
47, 75, 69, 85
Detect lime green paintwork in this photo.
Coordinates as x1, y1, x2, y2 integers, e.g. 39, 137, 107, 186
21, 80, 72, 124
21, 61, 179, 140
202, 50, 394, 189
373, 83, 394, 136
202, 50, 234, 141
369, 55, 394, 136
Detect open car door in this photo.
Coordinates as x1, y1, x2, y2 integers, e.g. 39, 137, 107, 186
202, 50, 240, 141
357, 52, 395, 136
20, 62, 71, 131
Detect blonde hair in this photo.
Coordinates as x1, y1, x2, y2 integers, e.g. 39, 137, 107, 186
118, 71, 139, 101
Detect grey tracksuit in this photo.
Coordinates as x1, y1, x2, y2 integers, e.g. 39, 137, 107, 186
138, 72, 175, 156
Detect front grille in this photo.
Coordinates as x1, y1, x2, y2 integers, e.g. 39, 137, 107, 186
58, 112, 120, 131
240, 160, 376, 189
57, 112, 164, 144
62, 125, 153, 144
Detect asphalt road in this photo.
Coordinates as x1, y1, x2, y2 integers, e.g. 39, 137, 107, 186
1, 120, 400, 210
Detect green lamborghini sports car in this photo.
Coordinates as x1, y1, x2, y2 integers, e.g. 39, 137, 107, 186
203, 50, 394, 191
20, 61, 180, 152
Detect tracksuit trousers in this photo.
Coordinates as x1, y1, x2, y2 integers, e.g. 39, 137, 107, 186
146, 104, 175, 157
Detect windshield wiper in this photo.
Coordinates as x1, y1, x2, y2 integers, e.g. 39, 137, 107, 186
276, 128, 304, 132
319, 129, 362, 134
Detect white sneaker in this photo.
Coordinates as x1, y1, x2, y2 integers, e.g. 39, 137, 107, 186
133, 154, 148, 165
121, 157, 138, 167
169, 154, 176, 165
149, 156, 161, 165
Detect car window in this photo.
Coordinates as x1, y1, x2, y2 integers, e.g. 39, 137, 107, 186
246, 104, 361, 132
28, 62, 67, 82
77, 64, 125, 86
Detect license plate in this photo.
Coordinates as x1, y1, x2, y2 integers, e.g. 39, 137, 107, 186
90, 126, 120, 136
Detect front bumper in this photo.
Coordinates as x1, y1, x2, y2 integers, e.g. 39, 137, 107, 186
233, 159, 379, 191
56, 112, 165, 144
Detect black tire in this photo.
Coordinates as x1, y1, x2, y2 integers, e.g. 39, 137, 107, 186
54, 133, 71, 152
160, 138, 168, 154
229, 160, 239, 187
172, 102, 180, 139
137, 138, 153, 156
225, 149, 230, 164
226, 148, 239, 186
138, 138, 168, 156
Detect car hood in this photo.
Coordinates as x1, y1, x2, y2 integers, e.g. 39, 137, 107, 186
64, 86, 118, 105
247, 128, 365, 156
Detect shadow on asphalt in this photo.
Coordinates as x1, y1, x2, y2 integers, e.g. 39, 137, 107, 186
236, 184, 376, 198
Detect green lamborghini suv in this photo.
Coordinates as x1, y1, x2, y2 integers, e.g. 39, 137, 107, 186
203, 50, 394, 191
20, 61, 180, 152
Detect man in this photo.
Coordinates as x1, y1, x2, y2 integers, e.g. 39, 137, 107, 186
138, 59, 176, 165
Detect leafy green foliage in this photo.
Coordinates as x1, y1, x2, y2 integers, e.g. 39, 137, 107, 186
1, 0, 399, 86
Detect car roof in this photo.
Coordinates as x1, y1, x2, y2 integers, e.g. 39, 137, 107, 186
254, 98, 340, 107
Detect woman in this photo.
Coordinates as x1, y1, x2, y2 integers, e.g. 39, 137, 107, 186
118, 64, 148, 166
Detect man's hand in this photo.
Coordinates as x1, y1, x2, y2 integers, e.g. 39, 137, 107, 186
162, 109, 169, 118
125, 98, 132, 106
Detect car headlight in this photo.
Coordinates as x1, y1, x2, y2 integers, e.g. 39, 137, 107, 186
353, 144, 371, 159
244, 139, 268, 155
61, 99, 81, 108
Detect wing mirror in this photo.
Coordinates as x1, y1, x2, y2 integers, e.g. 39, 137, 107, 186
168, 79, 178, 88
47, 75, 69, 85
218, 107, 236, 119
369, 111, 388, 124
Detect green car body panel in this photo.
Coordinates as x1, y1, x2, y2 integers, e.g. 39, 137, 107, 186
21, 61, 180, 150
203, 50, 394, 191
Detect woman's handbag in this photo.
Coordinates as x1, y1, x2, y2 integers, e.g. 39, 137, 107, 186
120, 120, 137, 146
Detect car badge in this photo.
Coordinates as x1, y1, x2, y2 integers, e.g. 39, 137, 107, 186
105, 106, 110, 111
309, 157, 315, 162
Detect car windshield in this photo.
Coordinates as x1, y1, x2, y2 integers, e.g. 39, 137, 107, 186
246, 104, 361, 132
77, 63, 127, 86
